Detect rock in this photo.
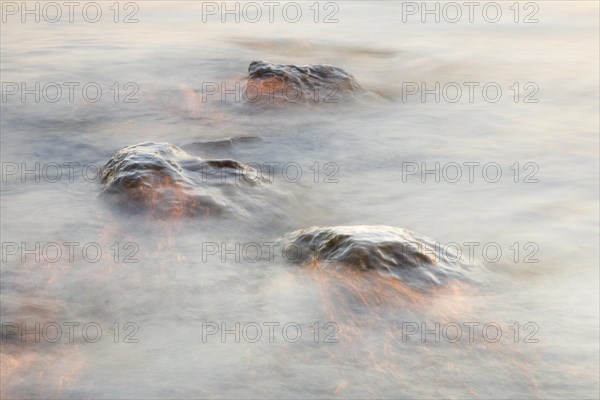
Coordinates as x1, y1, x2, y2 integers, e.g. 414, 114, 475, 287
100, 142, 273, 218
181, 136, 262, 157
246, 60, 362, 104
285, 225, 470, 288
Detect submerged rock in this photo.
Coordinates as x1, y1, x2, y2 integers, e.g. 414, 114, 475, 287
100, 142, 273, 218
285, 225, 470, 288
181, 136, 262, 157
246, 60, 362, 104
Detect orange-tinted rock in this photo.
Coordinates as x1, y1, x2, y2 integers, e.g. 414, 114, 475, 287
100, 142, 272, 218
247, 60, 362, 104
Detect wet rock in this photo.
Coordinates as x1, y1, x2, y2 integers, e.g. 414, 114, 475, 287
285, 225, 470, 288
247, 60, 362, 104
100, 142, 273, 218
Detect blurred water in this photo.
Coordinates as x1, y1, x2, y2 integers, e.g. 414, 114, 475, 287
1, 1, 599, 398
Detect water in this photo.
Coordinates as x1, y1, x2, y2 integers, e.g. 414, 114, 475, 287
1, 1, 599, 398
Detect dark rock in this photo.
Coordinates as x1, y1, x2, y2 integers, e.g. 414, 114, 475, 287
246, 60, 362, 104
100, 142, 273, 218
285, 225, 470, 288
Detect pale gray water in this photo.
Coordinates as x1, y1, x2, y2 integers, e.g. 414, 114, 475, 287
1, 1, 599, 398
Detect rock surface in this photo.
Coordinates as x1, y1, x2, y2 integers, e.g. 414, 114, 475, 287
285, 225, 470, 288
100, 142, 273, 218
247, 60, 362, 104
